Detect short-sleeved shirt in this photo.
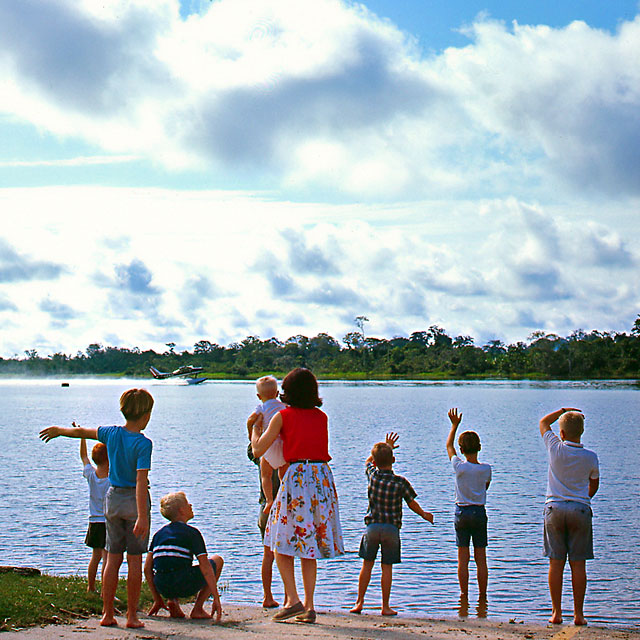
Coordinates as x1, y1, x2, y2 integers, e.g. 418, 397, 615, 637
150, 521, 207, 573
451, 456, 492, 506
543, 430, 599, 506
83, 464, 110, 523
97, 425, 152, 488
255, 398, 287, 430
364, 462, 417, 529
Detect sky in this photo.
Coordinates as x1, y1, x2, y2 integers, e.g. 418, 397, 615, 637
1, 0, 639, 358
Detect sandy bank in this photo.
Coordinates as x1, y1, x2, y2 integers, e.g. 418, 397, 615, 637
3, 604, 639, 640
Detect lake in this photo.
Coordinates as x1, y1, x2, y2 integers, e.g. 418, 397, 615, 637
1, 378, 638, 628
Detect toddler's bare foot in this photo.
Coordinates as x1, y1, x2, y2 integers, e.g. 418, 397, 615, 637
574, 615, 587, 626
349, 603, 363, 614
167, 600, 186, 618
262, 597, 279, 608
381, 607, 397, 616
190, 608, 212, 619
264, 500, 273, 514
100, 615, 118, 627
125, 617, 145, 628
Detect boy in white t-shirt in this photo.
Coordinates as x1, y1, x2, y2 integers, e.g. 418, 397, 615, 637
446, 408, 492, 600
246, 376, 287, 513
79, 433, 110, 592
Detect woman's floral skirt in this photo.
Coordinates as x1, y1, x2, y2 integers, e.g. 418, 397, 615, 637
265, 461, 344, 559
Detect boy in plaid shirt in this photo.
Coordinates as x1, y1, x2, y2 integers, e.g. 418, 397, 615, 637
350, 433, 433, 616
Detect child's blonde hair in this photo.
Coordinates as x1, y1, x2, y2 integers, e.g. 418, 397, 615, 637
160, 491, 188, 521
256, 375, 278, 399
559, 411, 584, 439
120, 388, 154, 420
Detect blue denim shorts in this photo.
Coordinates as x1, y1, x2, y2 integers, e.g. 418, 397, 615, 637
455, 505, 488, 548
154, 559, 217, 599
544, 501, 593, 561
359, 523, 401, 564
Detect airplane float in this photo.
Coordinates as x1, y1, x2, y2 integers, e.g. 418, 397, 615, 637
149, 365, 207, 385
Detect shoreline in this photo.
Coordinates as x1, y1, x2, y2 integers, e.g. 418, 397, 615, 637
3, 604, 639, 640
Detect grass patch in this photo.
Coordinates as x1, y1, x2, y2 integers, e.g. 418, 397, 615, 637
0, 571, 153, 632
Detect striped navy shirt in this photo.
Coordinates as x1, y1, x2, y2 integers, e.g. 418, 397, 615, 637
364, 462, 417, 529
150, 521, 206, 573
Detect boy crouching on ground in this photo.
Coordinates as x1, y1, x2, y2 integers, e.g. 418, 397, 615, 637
351, 433, 433, 616
145, 492, 224, 622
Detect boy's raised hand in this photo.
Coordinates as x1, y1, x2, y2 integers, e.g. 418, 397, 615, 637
448, 408, 462, 428
385, 432, 399, 449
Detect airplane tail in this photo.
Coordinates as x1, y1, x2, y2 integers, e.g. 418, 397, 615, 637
149, 366, 164, 379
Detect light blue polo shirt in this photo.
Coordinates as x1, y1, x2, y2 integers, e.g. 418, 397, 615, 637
97, 425, 152, 488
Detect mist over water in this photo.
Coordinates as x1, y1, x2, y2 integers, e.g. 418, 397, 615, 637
2, 378, 639, 628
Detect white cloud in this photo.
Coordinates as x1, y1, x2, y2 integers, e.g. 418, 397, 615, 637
2, 1, 637, 197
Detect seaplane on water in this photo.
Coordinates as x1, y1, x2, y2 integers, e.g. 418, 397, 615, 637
149, 365, 207, 385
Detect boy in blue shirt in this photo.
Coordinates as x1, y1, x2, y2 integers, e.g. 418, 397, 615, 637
145, 492, 223, 622
40, 388, 154, 629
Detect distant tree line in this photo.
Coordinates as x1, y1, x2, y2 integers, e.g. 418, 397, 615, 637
3, 316, 640, 380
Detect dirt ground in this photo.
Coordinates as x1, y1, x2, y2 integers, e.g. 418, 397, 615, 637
4, 604, 640, 640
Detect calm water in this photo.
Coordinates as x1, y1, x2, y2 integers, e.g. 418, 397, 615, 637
1, 378, 639, 628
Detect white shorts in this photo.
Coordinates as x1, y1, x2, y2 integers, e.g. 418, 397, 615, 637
263, 436, 286, 469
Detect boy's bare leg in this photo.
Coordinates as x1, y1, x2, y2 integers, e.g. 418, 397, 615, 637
260, 459, 275, 513
300, 558, 316, 612
548, 558, 565, 624
569, 560, 587, 625
457, 547, 470, 597
192, 556, 224, 618
125, 553, 144, 628
100, 549, 107, 596
381, 564, 397, 616
88, 548, 102, 592
100, 552, 122, 626
474, 547, 488, 597
350, 559, 374, 613
262, 545, 279, 607
167, 599, 186, 618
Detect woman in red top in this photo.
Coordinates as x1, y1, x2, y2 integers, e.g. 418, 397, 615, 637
252, 368, 343, 623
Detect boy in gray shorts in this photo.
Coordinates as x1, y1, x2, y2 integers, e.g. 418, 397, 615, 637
350, 433, 433, 616
41, 388, 154, 629
539, 408, 599, 626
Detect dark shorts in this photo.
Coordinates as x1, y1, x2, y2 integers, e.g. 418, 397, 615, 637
85, 522, 106, 549
154, 559, 217, 600
104, 486, 150, 555
358, 523, 401, 565
544, 501, 594, 561
455, 505, 488, 548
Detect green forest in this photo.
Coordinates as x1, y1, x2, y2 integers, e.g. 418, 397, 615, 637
2, 315, 640, 380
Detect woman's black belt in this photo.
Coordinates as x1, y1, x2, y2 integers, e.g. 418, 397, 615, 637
291, 459, 326, 463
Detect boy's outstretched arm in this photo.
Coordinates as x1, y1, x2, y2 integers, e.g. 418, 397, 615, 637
40, 425, 98, 442
408, 499, 434, 524
446, 408, 462, 460
77, 423, 91, 466
538, 407, 581, 437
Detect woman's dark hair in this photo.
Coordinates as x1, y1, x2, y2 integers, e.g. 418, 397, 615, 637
280, 367, 322, 408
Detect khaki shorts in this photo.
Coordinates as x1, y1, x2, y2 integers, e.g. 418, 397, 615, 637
544, 501, 593, 561
105, 486, 150, 555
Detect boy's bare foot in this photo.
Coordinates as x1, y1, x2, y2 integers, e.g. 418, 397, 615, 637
167, 600, 186, 618
263, 598, 279, 608
381, 607, 397, 616
125, 617, 145, 628
349, 603, 363, 614
100, 615, 118, 627
190, 608, 213, 619
574, 615, 587, 626
549, 612, 563, 624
